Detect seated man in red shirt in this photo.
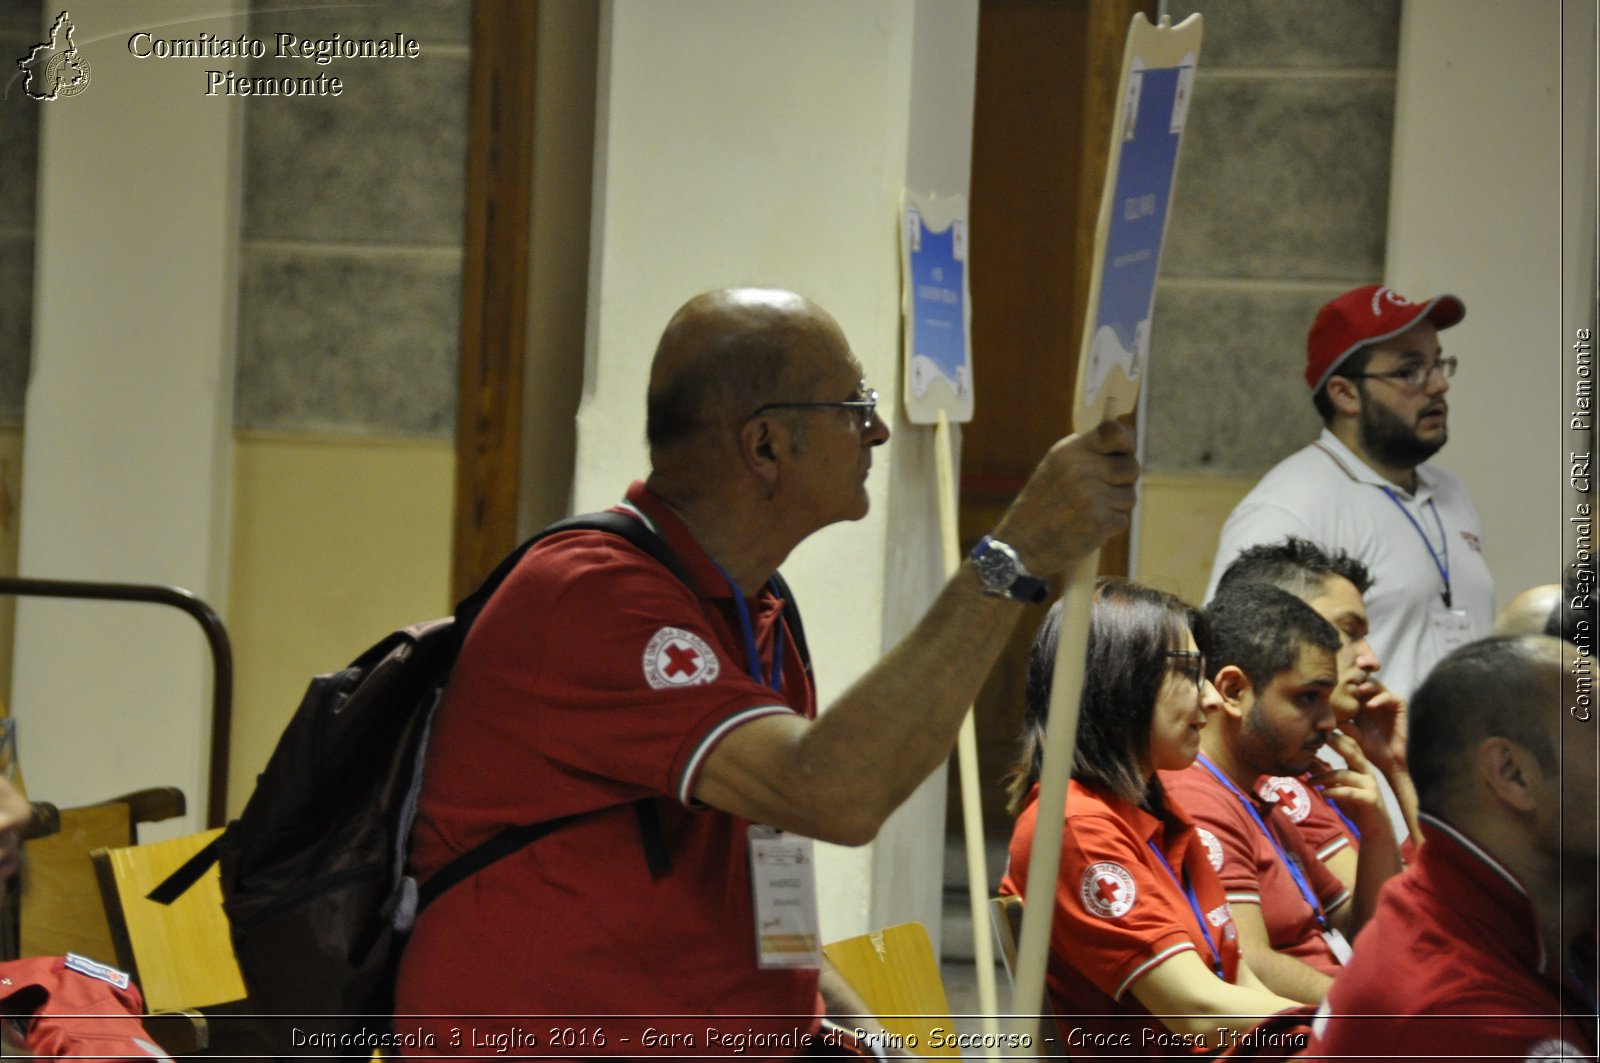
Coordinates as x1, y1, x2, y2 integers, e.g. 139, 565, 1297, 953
1214, 537, 1424, 887
1310, 635, 1597, 1061
395, 289, 1140, 1057
1162, 582, 1402, 1005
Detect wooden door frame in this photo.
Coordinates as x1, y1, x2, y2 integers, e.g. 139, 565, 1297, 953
452, 0, 542, 603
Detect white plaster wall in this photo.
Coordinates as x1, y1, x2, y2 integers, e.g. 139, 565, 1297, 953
14, 0, 243, 832
1387, 0, 1570, 604
578, 0, 977, 944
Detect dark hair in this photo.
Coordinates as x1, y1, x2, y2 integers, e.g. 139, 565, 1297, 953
1217, 537, 1374, 600
1204, 581, 1339, 692
1549, 566, 1595, 648
1005, 578, 1207, 813
1312, 345, 1373, 424
1408, 635, 1563, 814
645, 329, 794, 452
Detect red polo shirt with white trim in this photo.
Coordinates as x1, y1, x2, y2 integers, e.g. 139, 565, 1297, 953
1162, 761, 1348, 975
1310, 815, 1597, 1061
1001, 780, 1241, 1057
397, 482, 817, 1055
1256, 761, 1360, 865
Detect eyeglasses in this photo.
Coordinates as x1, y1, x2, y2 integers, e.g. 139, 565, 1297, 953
751, 381, 879, 431
1166, 650, 1207, 691
1344, 356, 1458, 392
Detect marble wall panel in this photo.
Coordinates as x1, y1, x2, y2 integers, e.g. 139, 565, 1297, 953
249, 0, 471, 47
0, 26, 41, 232
1, 17, 41, 429
1144, 285, 1343, 476
1164, 74, 1394, 282
1168, 0, 1400, 69
235, 250, 460, 436
0, 235, 32, 426
241, 51, 469, 246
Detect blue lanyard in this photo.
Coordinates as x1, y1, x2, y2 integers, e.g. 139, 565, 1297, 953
1196, 755, 1329, 930
711, 561, 785, 692
1146, 839, 1225, 979
1380, 488, 1452, 608
1326, 793, 1362, 842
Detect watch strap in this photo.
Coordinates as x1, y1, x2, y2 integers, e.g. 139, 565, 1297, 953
971, 535, 1049, 604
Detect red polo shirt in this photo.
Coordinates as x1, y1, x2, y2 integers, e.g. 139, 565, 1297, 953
1001, 780, 1241, 1058
1162, 758, 1347, 975
1310, 815, 1597, 1061
397, 482, 819, 1057
1256, 761, 1360, 865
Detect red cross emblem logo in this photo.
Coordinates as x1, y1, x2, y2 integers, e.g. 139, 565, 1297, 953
1260, 776, 1312, 823
1079, 862, 1136, 919
643, 627, 720, 689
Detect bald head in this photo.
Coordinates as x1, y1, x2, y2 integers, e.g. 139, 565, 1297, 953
646, 288, 850, 459
1493, 583, 1563, 638
1408, 635, 1567, 817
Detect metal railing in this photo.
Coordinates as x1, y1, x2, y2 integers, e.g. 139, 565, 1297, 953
0, 577, 232, 828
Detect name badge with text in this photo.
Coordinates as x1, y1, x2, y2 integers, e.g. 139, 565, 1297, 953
1432, 608, 1474, 657
748, 826, 821, 969
1324, 927, 1354, 965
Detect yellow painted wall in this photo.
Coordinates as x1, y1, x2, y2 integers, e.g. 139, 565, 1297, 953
1134, 474, 1255, 607
226, 434, 454, 818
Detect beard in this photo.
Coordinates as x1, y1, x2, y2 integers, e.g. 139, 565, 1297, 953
1241, 701, 1324, 776
1357, 388, 1446, 469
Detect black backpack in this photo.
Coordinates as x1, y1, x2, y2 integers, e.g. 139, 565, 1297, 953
152, 511, 810, 1053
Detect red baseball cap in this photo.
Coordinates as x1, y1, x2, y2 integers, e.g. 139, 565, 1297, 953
1306, 284, 1466, 391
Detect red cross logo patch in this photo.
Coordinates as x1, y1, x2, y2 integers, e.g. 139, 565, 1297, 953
642, 627, 720, 689
1197, 827, 1225, 872
1259, 776, 1312, 824
1079, 862, 1137, 920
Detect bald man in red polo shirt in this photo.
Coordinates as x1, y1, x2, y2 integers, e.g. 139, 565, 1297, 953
1309, 635, 1598, 1061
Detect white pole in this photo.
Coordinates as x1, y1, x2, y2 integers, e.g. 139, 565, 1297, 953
935, 410, 1001, 1036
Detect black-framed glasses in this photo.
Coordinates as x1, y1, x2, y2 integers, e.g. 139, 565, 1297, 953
751, 381, 878, 431
1344, 356, 1457, 392
1166, 649, 1206, 690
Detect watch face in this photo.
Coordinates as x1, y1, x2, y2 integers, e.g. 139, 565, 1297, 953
975, 542, 1017, 590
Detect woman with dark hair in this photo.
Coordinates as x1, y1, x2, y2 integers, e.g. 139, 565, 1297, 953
1000, 578, 1298, 1054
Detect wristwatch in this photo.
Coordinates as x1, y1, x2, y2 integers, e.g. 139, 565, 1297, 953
970, 535, 1048, 603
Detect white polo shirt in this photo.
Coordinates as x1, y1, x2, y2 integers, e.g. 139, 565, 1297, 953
1207, 429, 1497, 703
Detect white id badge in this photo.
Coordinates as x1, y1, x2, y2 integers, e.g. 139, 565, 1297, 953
1432, 608, 1474, 656
748, 825, 821, 969
1324, 927, 1354, 965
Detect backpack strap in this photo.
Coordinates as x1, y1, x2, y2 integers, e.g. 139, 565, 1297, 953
453, 511, 693, 635
414, 511, 693, 914
145, 833, 225, 905
768, 570, 811, 682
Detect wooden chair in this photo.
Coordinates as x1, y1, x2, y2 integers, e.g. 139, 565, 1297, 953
821, 921, 960, 1058
990, 894, 1069, 1061
18, 787, 186, 963
92, 827, 262, 1055
989, 894, 1024, 987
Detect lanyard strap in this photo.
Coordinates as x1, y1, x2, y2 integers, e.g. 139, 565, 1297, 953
1146, 839, 1225, 979
1379, 488, 1453, 608
711, 561, 785, 692
1326, 793, 1362, 842
1196, 755, 1329, 930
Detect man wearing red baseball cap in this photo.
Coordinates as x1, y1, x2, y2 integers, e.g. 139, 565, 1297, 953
1205, 284, 1495, 710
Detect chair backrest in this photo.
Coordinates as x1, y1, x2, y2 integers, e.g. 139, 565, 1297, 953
18, 787, 185, 962
989, 894, 1072, 1062
989, 894, 1024, 986
821, 922, 960, 1058
90, 827, 247, 1014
